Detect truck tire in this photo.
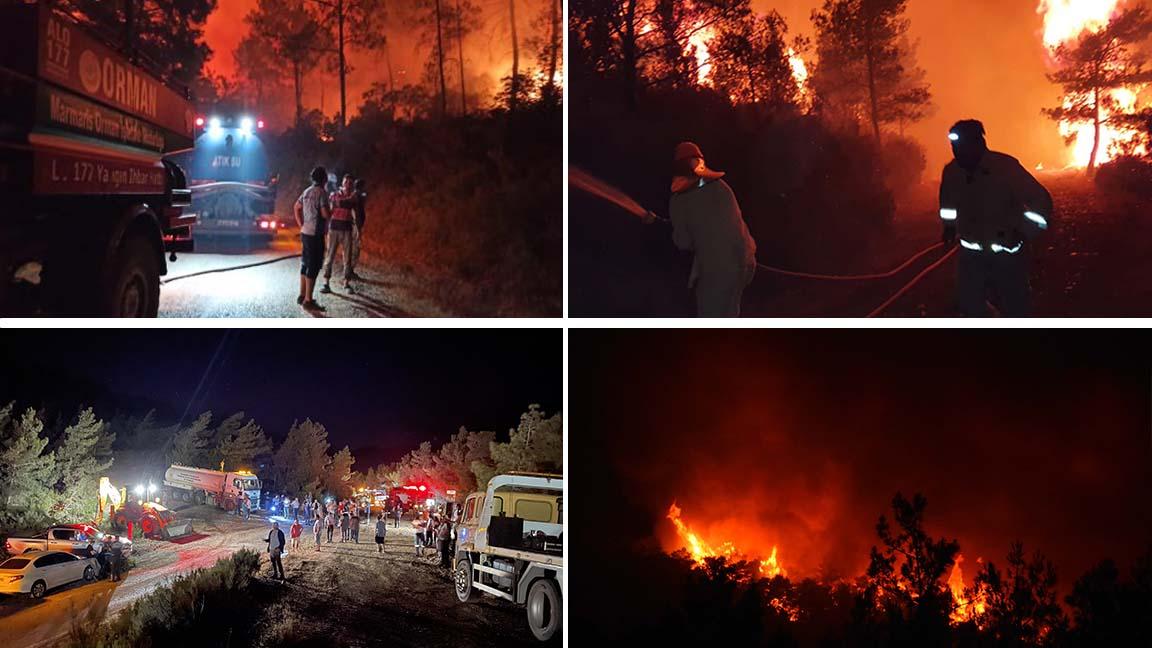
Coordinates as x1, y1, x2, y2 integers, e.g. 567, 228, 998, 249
526, 578, 561, 642
103, 229, 159, 317
454, 556, 474, 602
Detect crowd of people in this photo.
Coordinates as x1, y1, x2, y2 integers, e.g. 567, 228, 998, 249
259, 494, 459, 581
293, 166, 370, 312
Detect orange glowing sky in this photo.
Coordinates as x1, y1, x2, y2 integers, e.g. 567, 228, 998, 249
755, 0, 1071, 173
203, 0, 551, 121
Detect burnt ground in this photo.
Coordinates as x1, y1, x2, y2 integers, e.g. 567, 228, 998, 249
251, 525, 542, 648
570, 171, 1152, 317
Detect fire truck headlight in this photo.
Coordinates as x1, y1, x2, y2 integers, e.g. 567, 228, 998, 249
134, 485, 145, 496
148, 484, 157, 494
240, 117, 254, 135
208, 117, 223, 138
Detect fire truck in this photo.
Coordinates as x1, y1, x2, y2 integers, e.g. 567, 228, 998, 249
161, 465, 262, 510
0, 2, 195, 316
165, 113, 280, 243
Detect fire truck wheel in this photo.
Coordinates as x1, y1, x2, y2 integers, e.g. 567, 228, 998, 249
526, 578, 561, 642
454, 557, 474, 603
103, 229, 159, 317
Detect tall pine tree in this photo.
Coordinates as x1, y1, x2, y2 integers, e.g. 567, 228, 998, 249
0, 405, 57, 530
51, 408, 115, 522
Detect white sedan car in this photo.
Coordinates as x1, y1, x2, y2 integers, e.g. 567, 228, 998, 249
0, 550, 98, 598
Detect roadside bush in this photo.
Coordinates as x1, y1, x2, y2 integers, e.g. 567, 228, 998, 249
67, 548, 264, 648
267, 103, 562, 316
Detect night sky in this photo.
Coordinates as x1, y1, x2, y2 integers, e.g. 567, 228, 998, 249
0, 329, 561, 467
571, 330, 1152, 621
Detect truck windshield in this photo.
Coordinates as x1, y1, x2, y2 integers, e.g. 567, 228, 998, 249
244, 478, 260, 489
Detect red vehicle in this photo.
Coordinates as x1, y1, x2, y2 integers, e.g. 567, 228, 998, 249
0, 2, 195, 316
110, 501, 193, 540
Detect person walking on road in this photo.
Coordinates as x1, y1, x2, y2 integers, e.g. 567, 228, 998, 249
290, 518, 303, 552
321, 174, 358, 295
295, 166, 333, 312
292, 497, 300, 521
313, 512, 323, 551
940, 119, 1053, 317
325, 510, 335, 543
658, 141, 757, 317
266, 521, 286, 580
351, 509, 360, 543
375, 513, 387, 554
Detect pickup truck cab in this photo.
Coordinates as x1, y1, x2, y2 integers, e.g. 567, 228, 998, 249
5, 525, 132, 556
454, 473, 563, 642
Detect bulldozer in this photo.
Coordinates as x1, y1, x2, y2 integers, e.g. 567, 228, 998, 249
110, 501, 195, 540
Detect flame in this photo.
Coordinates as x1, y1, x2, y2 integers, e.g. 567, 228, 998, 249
667, 502, 787, 579
947, 554, 987, 624
1038, 0, 1147, 167
788, 47, 812, 111
687, 20, 715, 85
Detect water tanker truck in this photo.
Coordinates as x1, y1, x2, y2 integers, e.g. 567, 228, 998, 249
161, 465, 262, 511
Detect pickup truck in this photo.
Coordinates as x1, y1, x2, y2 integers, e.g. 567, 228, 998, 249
4, 524, 132, 556
454, 472, 563, 642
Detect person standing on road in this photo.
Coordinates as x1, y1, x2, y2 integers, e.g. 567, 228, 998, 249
266, 521, 286, 580
394, 505, 401, 528
313, 512, 323, 551
109, 538, 124, 582
295, 165, 333, 312
351, 508, 360, 543
940, 119, 1053, 317
290, 518, 303, 552
344, 178, 368, 281
325, 509, 335, 543
321, 174, 358, 295
437, 517, 452, 569
374, 513, 387, 554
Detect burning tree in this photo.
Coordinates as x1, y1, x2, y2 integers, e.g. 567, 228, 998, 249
1043, 4, 1152, 172
708, 10, 808, 112
810, 0, 932, 145
865, 493, 959, 639
969, 542, 1067, 643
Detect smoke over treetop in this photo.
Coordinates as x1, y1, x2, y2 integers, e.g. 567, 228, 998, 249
573, 330, 1152, 598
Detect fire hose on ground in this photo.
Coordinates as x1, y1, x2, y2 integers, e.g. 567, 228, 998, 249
160, 253, 301, 285
570, 167, 959, 317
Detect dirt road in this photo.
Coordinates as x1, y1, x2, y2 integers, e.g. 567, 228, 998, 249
1, 507, 543, 647
255, 523, 542, 647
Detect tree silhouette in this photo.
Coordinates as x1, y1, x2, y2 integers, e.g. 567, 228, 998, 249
865, 492, 959, 642
811, 0, 931, 146
971, 541, 1068, 645
1065, 548, 1152, 646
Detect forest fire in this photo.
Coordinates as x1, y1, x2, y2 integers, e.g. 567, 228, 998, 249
947, 554, 987, 624
1038, 0, 1147, 167
667, 502, 787, 579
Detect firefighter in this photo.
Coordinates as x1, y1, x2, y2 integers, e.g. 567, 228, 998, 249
662, 142, 757, 317
940, 120, 1053, 317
